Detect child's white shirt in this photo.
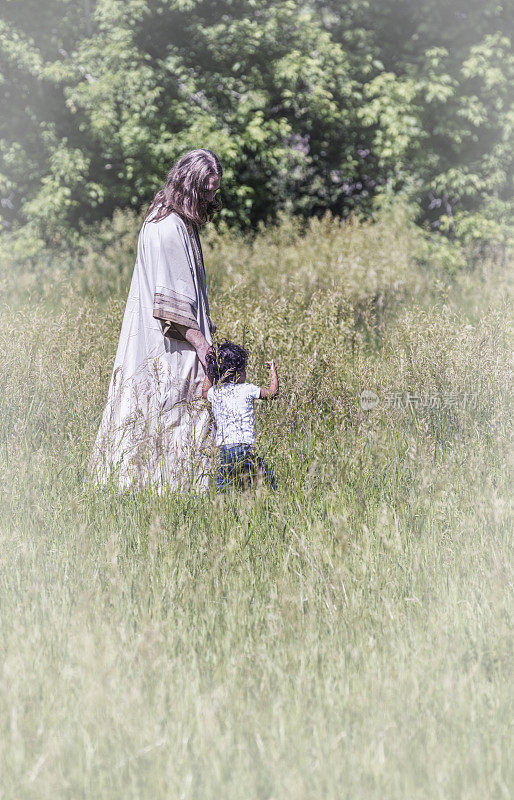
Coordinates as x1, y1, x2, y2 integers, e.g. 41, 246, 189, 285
207, 382, 261, 446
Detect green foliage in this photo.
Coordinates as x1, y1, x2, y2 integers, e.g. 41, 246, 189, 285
0, 208, 512, 798
0, 0, 512, 247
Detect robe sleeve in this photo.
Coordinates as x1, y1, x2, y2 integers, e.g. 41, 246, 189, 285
147, 217, 201, 335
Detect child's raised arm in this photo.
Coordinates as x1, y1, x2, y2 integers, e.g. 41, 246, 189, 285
260, 359, 279, 400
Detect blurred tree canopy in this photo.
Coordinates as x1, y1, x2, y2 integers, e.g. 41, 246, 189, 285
0, 0, 512, 246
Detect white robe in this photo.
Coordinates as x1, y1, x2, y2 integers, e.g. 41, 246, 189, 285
92, 211, 215, 491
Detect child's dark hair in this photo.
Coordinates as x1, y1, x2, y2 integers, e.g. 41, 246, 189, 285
205, 339, 249, 385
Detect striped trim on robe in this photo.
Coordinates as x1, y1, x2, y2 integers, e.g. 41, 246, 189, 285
152, 286, 200, 331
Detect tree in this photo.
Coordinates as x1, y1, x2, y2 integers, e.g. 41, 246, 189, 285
1, 0, 512, 246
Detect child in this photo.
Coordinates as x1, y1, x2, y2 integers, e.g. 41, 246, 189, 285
202, 340, 279, 492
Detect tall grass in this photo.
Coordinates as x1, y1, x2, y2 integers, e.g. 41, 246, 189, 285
0, 204, 512, 799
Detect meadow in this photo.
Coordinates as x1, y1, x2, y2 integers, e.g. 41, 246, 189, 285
0, 203, 512, 799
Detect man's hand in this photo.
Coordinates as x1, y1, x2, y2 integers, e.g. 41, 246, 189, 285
202, 373, 213, 399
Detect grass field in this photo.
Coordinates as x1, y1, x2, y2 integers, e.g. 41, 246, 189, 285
0, 204, 512, 799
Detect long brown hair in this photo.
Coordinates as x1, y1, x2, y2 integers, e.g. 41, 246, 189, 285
145, 149, 222, 226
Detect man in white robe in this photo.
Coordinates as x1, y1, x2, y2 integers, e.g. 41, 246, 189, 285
92, 209, 217, 491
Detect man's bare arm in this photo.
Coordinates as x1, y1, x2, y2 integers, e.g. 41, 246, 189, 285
160, 320, 211, 368
260, 359, 279, 399
183, 327, 211, 368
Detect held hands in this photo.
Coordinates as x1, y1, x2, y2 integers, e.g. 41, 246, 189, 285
265, 359, 277, 373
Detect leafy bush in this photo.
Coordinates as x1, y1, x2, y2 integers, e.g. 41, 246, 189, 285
1, 1, 512, 246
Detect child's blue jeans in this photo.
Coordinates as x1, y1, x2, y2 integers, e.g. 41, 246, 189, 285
215, 443, 276, 492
